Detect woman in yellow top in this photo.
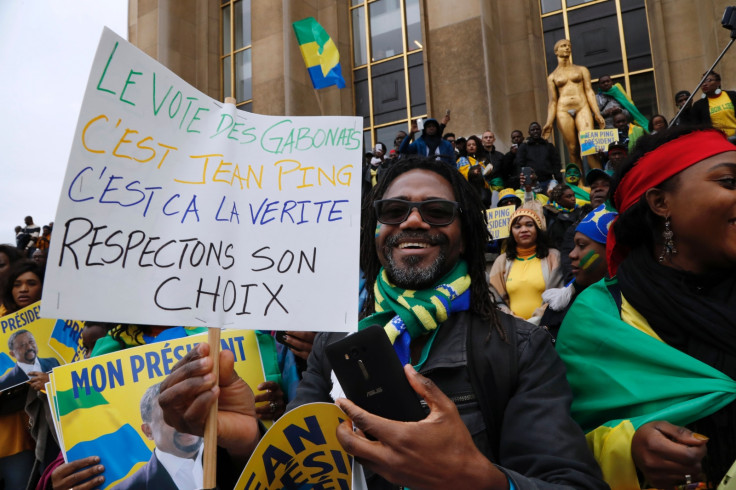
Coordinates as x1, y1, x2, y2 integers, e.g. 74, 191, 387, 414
0, 249, 35, 490
688, 71, 736, 139
455, 135, 484, 179
488, 208, 562, 323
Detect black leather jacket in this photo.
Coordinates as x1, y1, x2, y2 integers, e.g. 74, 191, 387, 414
288, 311, 608, 490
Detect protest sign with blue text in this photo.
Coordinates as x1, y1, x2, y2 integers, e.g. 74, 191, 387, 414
50, 329, 268, 489
42, 28, 362, 332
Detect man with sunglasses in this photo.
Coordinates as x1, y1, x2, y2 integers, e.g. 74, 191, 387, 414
158, 156, 606, 489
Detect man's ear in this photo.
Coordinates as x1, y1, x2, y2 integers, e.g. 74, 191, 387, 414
141, 422, 153, 440
644, 188, 669, 218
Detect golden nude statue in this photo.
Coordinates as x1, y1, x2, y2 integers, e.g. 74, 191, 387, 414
542, 39, 605, 171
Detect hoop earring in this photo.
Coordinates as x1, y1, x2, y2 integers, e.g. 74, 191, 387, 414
659, 217, 678, 263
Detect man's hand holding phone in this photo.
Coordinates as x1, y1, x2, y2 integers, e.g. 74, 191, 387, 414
335, 365, 507, 489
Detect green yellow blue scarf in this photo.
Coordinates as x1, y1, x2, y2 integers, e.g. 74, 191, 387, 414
359, 261, 471, 365
550, 200, 577, 212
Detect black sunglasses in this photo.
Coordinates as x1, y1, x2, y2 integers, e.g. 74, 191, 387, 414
373, 198, 461, 226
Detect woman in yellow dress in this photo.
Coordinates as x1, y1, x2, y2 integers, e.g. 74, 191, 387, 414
488, 208, 562, 323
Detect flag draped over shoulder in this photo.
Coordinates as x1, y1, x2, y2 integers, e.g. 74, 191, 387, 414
557, 279, 736, 489
292, 17, 346, 89
569, 183, 590, 204
603, 82, 649, 129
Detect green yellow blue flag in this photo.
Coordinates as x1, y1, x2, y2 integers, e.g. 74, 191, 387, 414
557, 279, 736, 489
601, 82, 649, 129
49, 319, 84, 363
293, 17, 346, 90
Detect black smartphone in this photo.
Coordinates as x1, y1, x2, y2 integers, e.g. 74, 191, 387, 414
326, 325, 426, 423
521, 166, 533, 182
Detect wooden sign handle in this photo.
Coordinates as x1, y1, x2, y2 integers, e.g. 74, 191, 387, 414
204, 97, 232, 488
202, 327, 220, 489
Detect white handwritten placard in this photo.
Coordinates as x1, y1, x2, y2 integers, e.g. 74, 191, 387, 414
42, 28, 361, 332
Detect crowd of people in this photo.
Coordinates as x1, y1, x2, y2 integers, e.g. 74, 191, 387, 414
1, 65, 736, 490
11, 217, 51, 271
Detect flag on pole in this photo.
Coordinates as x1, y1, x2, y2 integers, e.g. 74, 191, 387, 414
292, 17, 346, 89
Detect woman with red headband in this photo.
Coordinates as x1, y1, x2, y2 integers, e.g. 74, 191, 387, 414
556, 126, 736, 488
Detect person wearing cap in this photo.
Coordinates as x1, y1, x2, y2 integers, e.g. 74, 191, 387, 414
497, 188, 522, 209
398, 117, 454, 165
556, 126, 736, 488
604, 140, 628, 174
488, 207, 562, 323
540, 204, 617, 338
556, 168, 614, 284
585, 168, 615, 211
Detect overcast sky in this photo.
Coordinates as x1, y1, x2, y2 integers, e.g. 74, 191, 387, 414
0, 1, 128, 244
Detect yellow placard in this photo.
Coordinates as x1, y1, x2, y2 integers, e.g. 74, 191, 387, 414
236, 403, 352, 490
579, 129, 618, 156
52, 329, 266, 489
0, 301, 75, 391
486, 205, 515, 240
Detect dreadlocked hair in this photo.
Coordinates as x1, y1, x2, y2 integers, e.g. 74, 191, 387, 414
359, 155, 505, 341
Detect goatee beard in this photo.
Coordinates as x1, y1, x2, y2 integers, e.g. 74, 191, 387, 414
383, 232, 448, 289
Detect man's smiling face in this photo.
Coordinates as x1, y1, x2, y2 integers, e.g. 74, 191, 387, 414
375, 169, 464, 289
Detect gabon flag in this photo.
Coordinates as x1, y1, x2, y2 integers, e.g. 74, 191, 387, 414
292, 17, 346, 90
